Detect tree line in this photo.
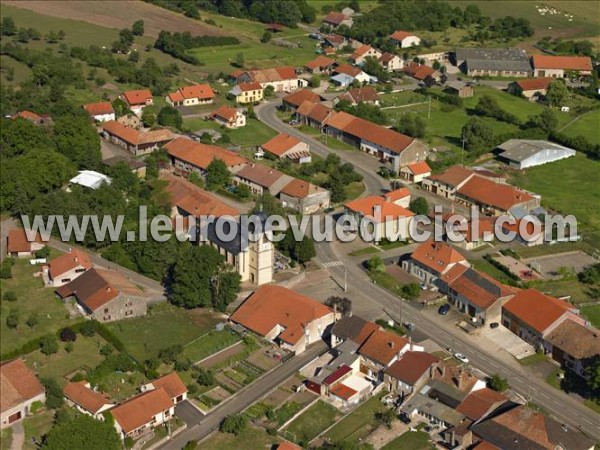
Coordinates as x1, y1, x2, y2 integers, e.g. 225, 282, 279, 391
154, 30, 239, 65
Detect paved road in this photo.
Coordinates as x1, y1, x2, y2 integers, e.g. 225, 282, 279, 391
174, 400, 204, 427
159, 341, 327, 449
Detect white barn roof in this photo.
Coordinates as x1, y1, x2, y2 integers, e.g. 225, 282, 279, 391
69, 170, 112, 190
497, 140, 576, 169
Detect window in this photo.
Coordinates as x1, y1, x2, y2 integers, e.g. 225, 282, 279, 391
61, 278, 71, 283
75, 268, 86, 273
104, 308, 109, 313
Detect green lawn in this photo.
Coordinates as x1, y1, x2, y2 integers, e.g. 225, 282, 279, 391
325, 391, 389, 442
581, 305, 600, 329
105, 303, 221, 361
530, 278, 590, 305
349, 246, 381, 257
24, 335, 106, 385
561, 110, 600, 146
470, 258, 515, 285
382, 431, 434, 450
23, 410, 54, 450
200, 425, 280, 450
0, 258, 76, 354
346, 181, 366, 201
183, 329, 241, 363
187, 118, 279, 148
319, 135, 359, 151
510, 153, 600, 235
0, 428, 12, 450
518, 352, 548, 366
285, 400, 340, 443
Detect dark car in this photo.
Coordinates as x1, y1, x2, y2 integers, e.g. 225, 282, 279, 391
438, 304, 450, 315
489, 322, 499, 329
399, 412, 411, 424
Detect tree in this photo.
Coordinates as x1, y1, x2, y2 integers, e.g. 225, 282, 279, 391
461, 117, 498, 156
60, 327, 77, 342
488, 374, 509, 392
309, 74, 321, 88
206, 158, 231, 191
527, 109, 558, 133
53, 116, 102, 169
579, 263, 600, 284
43, 414, 121, 450
1, 17, 17, 36
367, 256, 384, 272
261, 31, 272, 43
26, 313, 39, 329
40, 334, 59, 355
3, 290, 17, 302
132, 20, 145, 36
221, 414, 247, 435
401, 283, 421, 301
375, 408, 396, 429
157, 106, 183, 129
35, 246, 50, 259
6, 309, 19, 329
546, 80, 568, 107
111, 98, 128, 117
295, 236, 316, 263
141, 106, 157, 127
80, 321, 96, 336
585, 356, 600, 396
197, 367, 215, 386
65, 341, 74, 353
234, 52, 245, 68
41, 377, 64, 409
264, 85, 275, 98
325, 296, 352, 316
159, 344, 183, 364
408, 196, 429, 215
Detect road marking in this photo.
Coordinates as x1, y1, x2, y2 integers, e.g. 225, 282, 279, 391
322, 261, 344, 268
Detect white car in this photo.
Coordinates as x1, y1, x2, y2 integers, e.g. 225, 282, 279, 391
454, 353, 469, 364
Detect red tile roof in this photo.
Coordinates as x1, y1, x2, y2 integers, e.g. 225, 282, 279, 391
358, 329, 409, 366
532, 54, 592, 71
345, 195, 414, 223
262, 133, 302, 157
283, 89, 322, 108
390, 30, 416, 41
63, 381, 112, 414
122, 89, 153, 106
427, 166, 475, 188
12, 110, 45, 122
340, 86, 379, 104
450, 269, 517, 311
237, 82, 263, 92
110, 388, 173, 434
236, 164, 290, 189
1, 359, 45, 413
102, 121, 174, 146
230, 285, 333, 345
457, 388, 507, 421
49, 249, 92, 279
83, 102, 114, 117
458, 176, 535, 212
147, 372, 187, 400
384, 351, 439, 385
351, 44, 375, 60
503, 288, 575, 334
7, 229, 43, 254
276, 442, 303, 450
280, 179, 326, 199
383, 188, 410, 202
514, 77, 553, 92
403, 62, 436, 80
296, 101, 333, 124
330, 383, 357, 400
305, 55, 335, 70
211, 105, 238, 122
169, 84, 215, 101
406, 161, 431, 176
334, 64, 363, 78
411, 240, 467, 275
165, 137, 247, 170
323, 11, 347, 25
325, 34, 346, 45
164, 174, 240, 217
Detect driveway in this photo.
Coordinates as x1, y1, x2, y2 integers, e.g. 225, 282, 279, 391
174, 400, 204, 426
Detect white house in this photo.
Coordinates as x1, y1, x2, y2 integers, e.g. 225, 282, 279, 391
121, 89, 153, 116
389, 31, 421, 48
1, 360, 45, 429
63, 381, 114, 420
166, 84, 215, 107
83, 102, 115, 122
210, 106, 246, 129
110, 389, 175, 440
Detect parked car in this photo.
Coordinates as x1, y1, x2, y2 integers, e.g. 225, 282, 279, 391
405, 322, 416, 332
288, 119, 301, 126
489, 322, 499, 329
454, 353, 469, 364
438, 304, 450, 315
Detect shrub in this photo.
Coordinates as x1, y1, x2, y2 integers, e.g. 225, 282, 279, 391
60, 327, 77, 342
42, 377, 64, 409
65, 341, 74, 353
40, 334, 59, 355
3, 290, 17, 302
220, 414, 247, 435
488, 374, 509, 392
6, 309, 19, 329
79, 321, 96, 336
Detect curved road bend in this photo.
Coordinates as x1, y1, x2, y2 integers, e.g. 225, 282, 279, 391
160, 341, 327, 449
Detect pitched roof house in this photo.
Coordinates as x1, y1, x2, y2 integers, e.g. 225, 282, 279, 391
110, 388, 174, 439
508, 77, 553, 100
403, 62, 440, 81
532, 54, 592, 77
235, 67, 306, 93
121, 89, 153, 115
56, 267, 147, 322
358, 330, 417, 377
502, 288, 584, 347
140, 372, 187, 404
166, 84, 215, 106
230, 285, 336, 354
323, 11, 353, 28
228, 82, 264, 104
210, 106, 246, 129
47, 249, 92, 287
1, 359, 45, 429
399, 160, 432, 183
279, 179, 331, 214
6, 229, 45, 258
63, 381, 114, 419
101, 121, 175, 156
165, 137, 248, 177
83, 102, 115, 122
454, 48, 532, 77
261, 133, 311, 163
11, 110, 52, 125
378, 52, 404, 72
295, 101, 334, 129
282, 89, 322, 110
234, 163, 294, 196
337, 86, 379, 106
304, 55, 336, 74
330, 316, 380, 347
350, 45, 382, 65
345, 195, 415, 241
389, 31, 421, 48
384, 351, 439, 395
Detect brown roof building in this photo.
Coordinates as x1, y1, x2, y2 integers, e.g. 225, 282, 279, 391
111, 388, 174, 438
164, 174, 239, 218
456, 387, 508, 421
234, 163, 294, 196
230, 285, 336, 354
166, 84, 215, 106
358, 329, 409, 367
6, 229, 45, 257
282, 89, 322, 110
166, 137, 247, 177
261, 133, 311, 163
101, 121, 175, 156
544, 319, 600, 378
384, 351, 439, 394
63, 381, 114, 418
141, 372, 187, 404
337, 87, 379, 106
1, 359, 45, 428
47, 249, 92, 287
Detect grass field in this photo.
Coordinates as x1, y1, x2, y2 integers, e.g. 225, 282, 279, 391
510, 153, 600, 235
23, 410, 54, 450
105, 303, 221, 361
0, 428, 12, 450
0, 259, 75, 354
450, 1, 600, 40
382, 431, 434, 450
285, 400, 340, 443
470, 258, 515, 285
182, 329, 241, 363
186, 118, 279, 148
581, 305, 600, 329
200, 424, 280, 450
561, 110, 600, 146
24, 335, 106, 385
325, 391, 388, 442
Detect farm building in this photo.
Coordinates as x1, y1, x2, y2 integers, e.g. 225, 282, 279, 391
496, 139, 576, 169
453, 48, 532, 77
508, 78, 553, 101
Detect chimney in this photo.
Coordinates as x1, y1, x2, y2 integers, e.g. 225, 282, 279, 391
389, 341, 395, 349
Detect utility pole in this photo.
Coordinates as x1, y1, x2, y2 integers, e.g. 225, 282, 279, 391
428, 96, 431, 120
344, 265, 347, 292
461, 134, 466, 167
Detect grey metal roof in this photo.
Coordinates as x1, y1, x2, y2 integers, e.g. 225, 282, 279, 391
455, 47, 529, 62
446, 80, 468, 90
497, 139, 575, 163
402, 393, 465, 426
465, 59, 532, 72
